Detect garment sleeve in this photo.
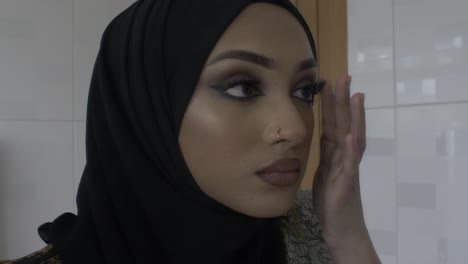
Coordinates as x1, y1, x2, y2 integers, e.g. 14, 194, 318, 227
0, 245, 62, 264
281, 190, 334, 264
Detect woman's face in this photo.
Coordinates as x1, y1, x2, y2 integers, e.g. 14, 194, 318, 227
179, 3, 318, 218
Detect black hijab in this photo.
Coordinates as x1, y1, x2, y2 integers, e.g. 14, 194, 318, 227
38, 0, 317, 263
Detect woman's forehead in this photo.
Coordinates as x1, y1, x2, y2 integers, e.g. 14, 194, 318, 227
205, 3, 314, 65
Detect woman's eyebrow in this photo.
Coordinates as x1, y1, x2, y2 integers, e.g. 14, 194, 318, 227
207, 50, 276, 68
296, 58, 317, 72
207, 49, 317, 71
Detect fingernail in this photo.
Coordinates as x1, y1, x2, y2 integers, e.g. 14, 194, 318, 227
362, 93, 366, 103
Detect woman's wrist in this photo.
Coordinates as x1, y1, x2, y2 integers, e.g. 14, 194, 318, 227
324, 231, 381, 264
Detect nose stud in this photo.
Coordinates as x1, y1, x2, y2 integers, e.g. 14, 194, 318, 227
276, 128, 281, 143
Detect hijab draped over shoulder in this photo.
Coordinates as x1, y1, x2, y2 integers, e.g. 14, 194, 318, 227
38, 0, 317, 263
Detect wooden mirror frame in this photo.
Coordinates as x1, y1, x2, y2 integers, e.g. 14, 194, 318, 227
292, 0, 348, 190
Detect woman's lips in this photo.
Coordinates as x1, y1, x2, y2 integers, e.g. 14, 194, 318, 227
256, 158, 300, 186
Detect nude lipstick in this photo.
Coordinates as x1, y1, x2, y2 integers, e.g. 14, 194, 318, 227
256, 158, 300, 186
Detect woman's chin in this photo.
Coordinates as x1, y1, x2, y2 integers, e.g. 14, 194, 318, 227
232, 190, 298, 219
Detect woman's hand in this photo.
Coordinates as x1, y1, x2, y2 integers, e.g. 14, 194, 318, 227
312, 74, 380, 263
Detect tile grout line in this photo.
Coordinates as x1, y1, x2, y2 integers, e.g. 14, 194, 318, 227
396, 100, 468, 108
364, 99, 468, 111
0, 119, 76, 122
72, 0, 77, 214
391, 0, 399, 262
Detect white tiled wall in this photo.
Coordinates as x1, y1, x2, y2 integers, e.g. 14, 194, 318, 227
0, 0, 135, 259
349, 0, 468, 263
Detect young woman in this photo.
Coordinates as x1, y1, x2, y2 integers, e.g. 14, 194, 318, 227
1, 0, 380, 263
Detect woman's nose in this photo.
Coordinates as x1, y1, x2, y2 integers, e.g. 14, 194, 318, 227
264, 99, 309, 147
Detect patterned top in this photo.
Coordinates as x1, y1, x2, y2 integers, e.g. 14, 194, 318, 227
0, 190, 332, 264
0, 245, 61, 264
279, 190, 333, 264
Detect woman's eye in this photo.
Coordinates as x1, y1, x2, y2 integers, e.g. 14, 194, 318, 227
291, 80, 325, 103
217, 79, 263, 99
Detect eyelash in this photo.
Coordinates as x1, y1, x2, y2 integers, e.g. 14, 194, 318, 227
212, 77, 325, 104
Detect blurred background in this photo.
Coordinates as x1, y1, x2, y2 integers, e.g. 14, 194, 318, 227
0, 0, 467, 263
349, 0, 468, 263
